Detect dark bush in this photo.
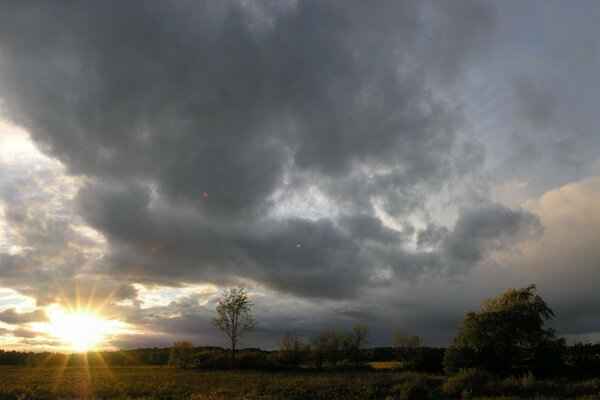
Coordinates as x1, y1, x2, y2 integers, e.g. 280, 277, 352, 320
236, 350, 273, 369
194, 350, 230, 369
442, 368, 497, 397
411, 347, 445, 373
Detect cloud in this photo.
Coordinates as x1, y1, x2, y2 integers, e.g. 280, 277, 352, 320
0, 0, 508, 303
467, 176, 600, 341
445, 203, 542, 266
4, 0, 587, 349
0, 309, 47, 324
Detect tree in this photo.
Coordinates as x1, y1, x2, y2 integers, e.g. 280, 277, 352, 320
277, 331, 308, 369
309, 329, 347, 368
443, 284, 565, 376
393, 331, 422, 367
169, 341, 194, 369
212, 286, 257, 368
350, 323, 370, 361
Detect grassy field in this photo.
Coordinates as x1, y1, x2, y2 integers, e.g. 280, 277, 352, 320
2, 366, 600, 399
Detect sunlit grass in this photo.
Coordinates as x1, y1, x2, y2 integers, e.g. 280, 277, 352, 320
367, 361, 404, 370
2, 366, 600, 400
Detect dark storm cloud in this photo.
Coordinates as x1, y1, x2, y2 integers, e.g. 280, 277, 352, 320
0, 0, 526, 304
77, 181, 373, 297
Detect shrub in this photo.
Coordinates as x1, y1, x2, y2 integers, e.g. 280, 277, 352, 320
401, 380, 429, 400
194, 350, 230, 369
236, 350, 272, 369
442, 368, 497, 397
411, 347, 445, 373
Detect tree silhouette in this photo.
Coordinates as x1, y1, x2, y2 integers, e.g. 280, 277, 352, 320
212, 286, 257, 368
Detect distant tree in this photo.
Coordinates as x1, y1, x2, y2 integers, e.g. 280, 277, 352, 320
393, 331, 422, 367
349, 323, 370, 361
277, 331, 307, 369
443, 284, 566, 376
212, 286, 257, 368
309, 329, 347, 368
169, 341, 194, 369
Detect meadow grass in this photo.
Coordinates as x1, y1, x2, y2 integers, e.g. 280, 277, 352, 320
1, 366, 600, 399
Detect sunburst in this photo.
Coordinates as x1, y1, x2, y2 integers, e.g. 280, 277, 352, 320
45, 307, 124, 352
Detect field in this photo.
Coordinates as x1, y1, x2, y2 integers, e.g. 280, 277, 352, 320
2, 366, 600, 400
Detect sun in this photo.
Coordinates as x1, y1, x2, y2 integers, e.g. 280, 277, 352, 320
46, 308, 123, 351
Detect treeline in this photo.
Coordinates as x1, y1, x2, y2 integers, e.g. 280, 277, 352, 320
0, 347, 170, 367
3, 285, 600, 379
0, 344, 442, 372
3, 342, 600, 377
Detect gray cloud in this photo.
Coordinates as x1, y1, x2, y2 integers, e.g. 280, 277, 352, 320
0, 309, 47, 324
484, 1, 600, 193
0, 0, 507, 300
3, 0, 583, 349
444, 203, 542, 266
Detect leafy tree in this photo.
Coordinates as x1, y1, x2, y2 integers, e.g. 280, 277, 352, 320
212, 286, 257, 368
443, 284, 565, 375
169, 341, 194, 369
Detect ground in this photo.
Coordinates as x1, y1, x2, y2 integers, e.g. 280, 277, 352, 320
1, 366, 600, 399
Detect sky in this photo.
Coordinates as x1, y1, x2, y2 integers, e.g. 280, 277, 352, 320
0, 0, 599, 352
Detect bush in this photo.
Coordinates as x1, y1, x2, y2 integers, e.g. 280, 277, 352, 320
194, 350, 230, 369
387, 373, 444, 400
401, 380, 429, 400
411, 347, 445, 373
443, 345, 478, 375
236, 350, 273, 369
442, 368, 497, 397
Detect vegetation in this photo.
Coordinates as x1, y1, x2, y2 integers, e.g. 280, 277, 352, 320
212, 286, 257, 367
443, 284, 566, 376
2, 366, 600, 399
351, 323, 370, 360
169, 341, 195, 369
309, 329, 352, 369
276, 331, 308, 369
3, 284, 600, 398
394, 331, 423, 369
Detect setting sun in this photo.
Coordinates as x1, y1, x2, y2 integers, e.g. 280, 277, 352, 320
46, 309, 125, 351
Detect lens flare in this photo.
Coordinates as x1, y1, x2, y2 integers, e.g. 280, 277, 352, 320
46, 308, 124, 351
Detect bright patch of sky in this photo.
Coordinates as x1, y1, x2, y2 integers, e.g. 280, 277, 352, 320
0, 288, 36, 312
134, 283, 219, 309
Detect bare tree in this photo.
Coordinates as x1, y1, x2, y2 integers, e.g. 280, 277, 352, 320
350, 323, 370, 361
212, 286, 257, 368
278, 331, 307, 369
394, 331, 422, 349
309, 329, 346, 368
393, 330, 422, 367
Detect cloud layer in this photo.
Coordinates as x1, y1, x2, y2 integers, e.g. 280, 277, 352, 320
0, 1, 598, 349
